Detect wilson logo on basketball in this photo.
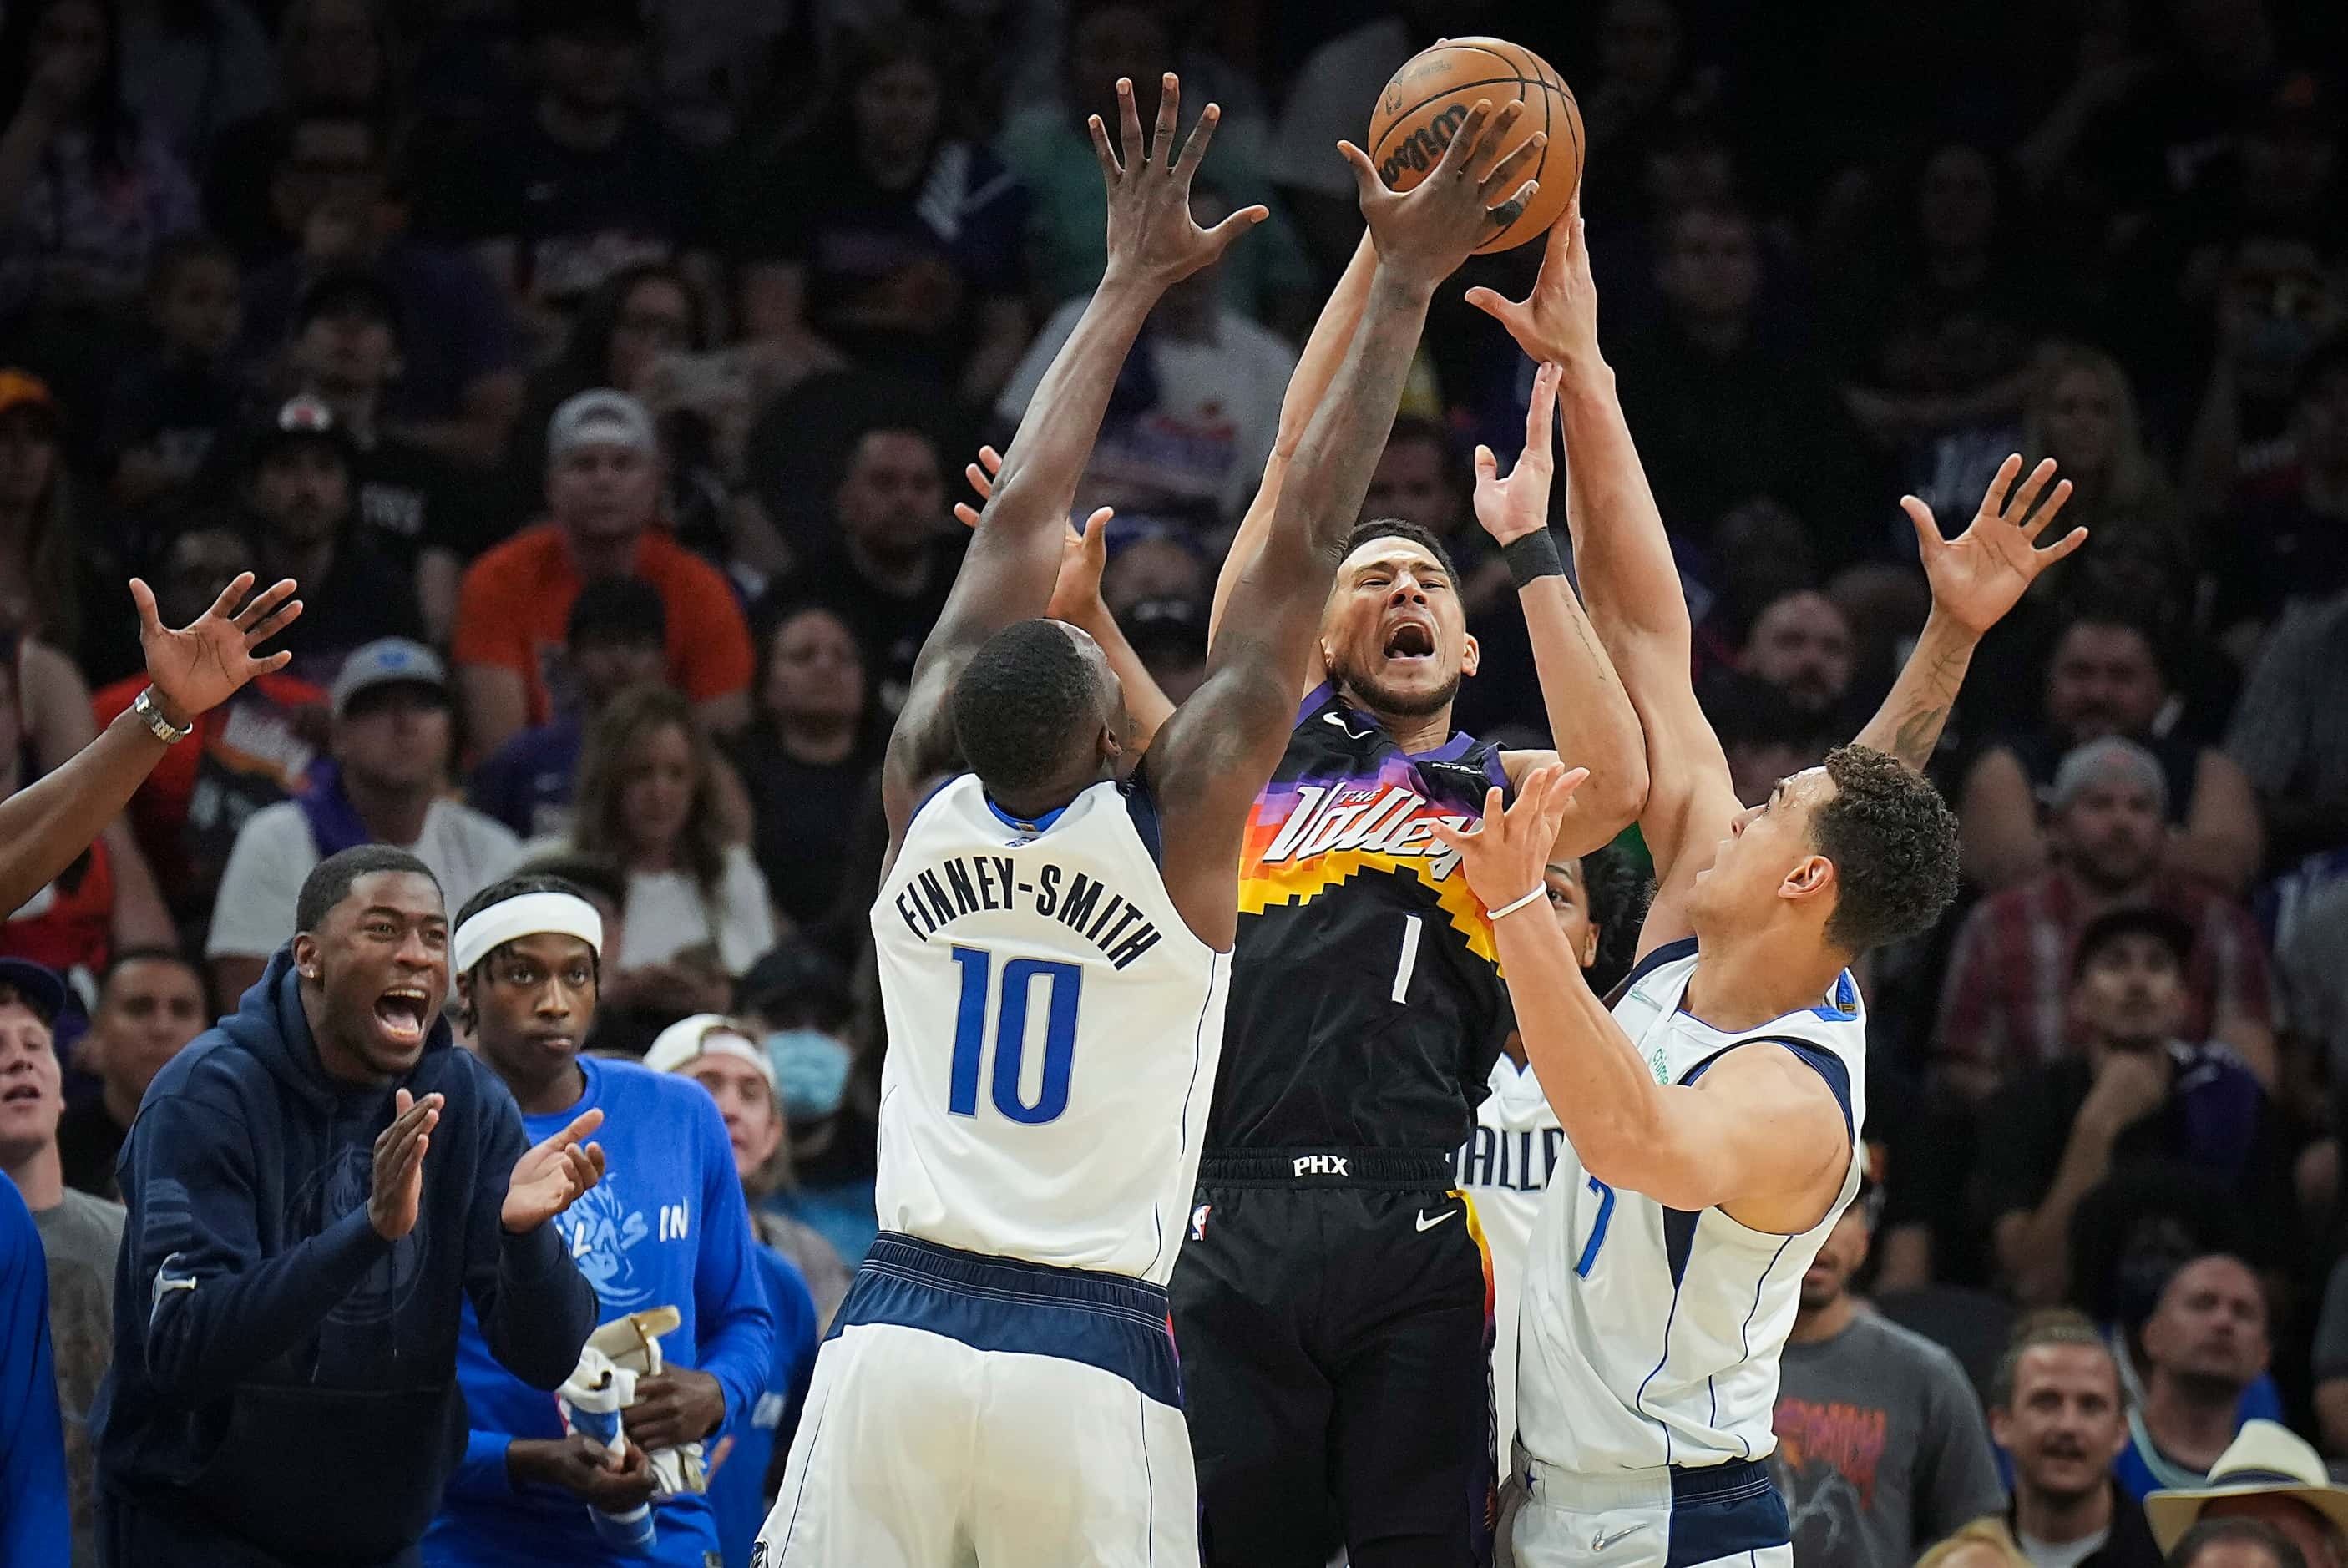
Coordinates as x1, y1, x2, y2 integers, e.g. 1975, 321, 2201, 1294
1378, 104, 1471, 187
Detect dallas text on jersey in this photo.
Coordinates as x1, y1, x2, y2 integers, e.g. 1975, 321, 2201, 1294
888, 853, 1164, 970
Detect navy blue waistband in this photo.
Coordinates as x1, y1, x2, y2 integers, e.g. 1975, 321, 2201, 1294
1670, 1458, 1774, 1504
832, 1232, 1182, 1409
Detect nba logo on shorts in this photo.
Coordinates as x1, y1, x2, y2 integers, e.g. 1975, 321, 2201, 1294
1192, 1203, 1212, 1240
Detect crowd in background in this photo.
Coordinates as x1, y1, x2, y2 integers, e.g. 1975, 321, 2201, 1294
0, 0, 2344, 1563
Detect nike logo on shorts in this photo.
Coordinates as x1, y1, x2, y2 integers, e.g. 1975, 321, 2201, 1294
1591, 1522, 1647, 1551
1414, 1207, 1458, 1232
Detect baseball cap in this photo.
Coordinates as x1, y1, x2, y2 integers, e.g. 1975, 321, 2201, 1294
547, 389, 656, 464
644, 1013, 775, 1087
244, 394, 357, 476
0, 370, 56, 424
0, 957, 67, 1024
737, 943, 852, 1029
331, 638, 448, 718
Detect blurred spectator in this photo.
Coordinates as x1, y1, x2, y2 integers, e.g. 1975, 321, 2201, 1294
114, 0, 274, 166
994, 181, 1293, 531
90, 524, 325, 924
0, 0, 199, 326
638, 0, 802, 149
726, 604, 882, 932
2280, 878, 2348, 1156
238, 105, 525, 465
2217, 342, 2348, 653
2117, 1255, 2270, 1501
202, 0, 393, 261
99, 231, 246, 518
1772, 1175, 2005, 1565
996, 0, 1306, 321
769, 423, 957, 716
54, 948, 203, 1200
0, 370, 133, 681
2164, 1519, 2309, 1568
1959, 613, 2263, 894
1122, 594, 1210, 706
1980, 1317, 2163, 1568
0, 957, 118, 1565
1611, 203, 1865, 559
2023, 344, 2184, 558
470, 578, 666, 842
1362, 417, 1495, 606
428, 0, 707, 344
728, 23, 1031, 407
1736, 587, 1862, 726
2183, 232, 2343, 516
2228, 587, 2348, 872
205, 639, 519, 1004
230, 393, 425, 688
1267, 0, 1438, 274
1981, 909, 2293, 1306
1920, 1520, 2038, 1568
1936, 738, 2278, 1099
281, 270, 481, 640
1708, 673, 1829, 809
1576, 0, 1721, 217
453, 390, 752, 756
640, 1012, 823, 1567
733, 939, 875, 1268
2145, 1421, 2348, 1568
1097, 529, 1208, 619
568, 684, 775, 1026
504, 261, 700, 520
0, 1166, 68, 1562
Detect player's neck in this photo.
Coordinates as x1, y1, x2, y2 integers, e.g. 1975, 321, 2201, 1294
1679, 928, 1845, 1035
2015, 1476, 2113, 1545
494, 1054, 585, 1119
1786, 1290, 1857, 1344
1338, 685, 1450, 756
0, 1141, 61, 1211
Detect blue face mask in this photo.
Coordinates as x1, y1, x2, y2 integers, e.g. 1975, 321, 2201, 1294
767, 1029, 851, 1120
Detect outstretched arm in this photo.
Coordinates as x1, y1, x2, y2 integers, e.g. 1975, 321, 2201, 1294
0, 573, 299, 917
1151, 99, 1544, 948
880, 74, 1265, 840
1473, 359, 1649, 859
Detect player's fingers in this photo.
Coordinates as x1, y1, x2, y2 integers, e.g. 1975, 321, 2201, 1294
2037, 524, 2091, 566
1473, 443, 1499, 484
1550, 766, 1592, 806
1202, 205, 1270, 245
1338, 140, 1384, 204
200, 569, 258, 625
1086, 113, 1119, 181
1149, 73, 1178, 165
1116, 78, 1144, 169
1174, 101, 1221, 176
2005, 457, 2058, 524
953, 502, 981, 529
1080, 506, 1114, 541
1467, 100, 1530, 182
256, 649, 293, 674
964, 460, 992, 498
1485, 179, 1538, 234
557, 1107, 605, 1147
1526, 361, 1561, 456
1477, 129, 1545, 205
129, 575, 164, 639
978, 444, 1002, 474
1461, 286, 1529, 336
230, 576, 298, 630
246, 601, 303, 646
2022, 478, 2076, 539
1432, 99, 1493, 180
584, 1141, 607, 1181
396, 1088, 413, 1115
1978, 452, 2022, 518
1899, 495, 1943, 558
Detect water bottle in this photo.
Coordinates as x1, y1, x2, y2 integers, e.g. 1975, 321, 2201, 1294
559, 1350, 657, 1554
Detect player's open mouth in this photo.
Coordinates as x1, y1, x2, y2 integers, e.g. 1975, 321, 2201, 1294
0, 1081, 40, 1106
374, 986, 432, 1045
1382, 621, 1436, 662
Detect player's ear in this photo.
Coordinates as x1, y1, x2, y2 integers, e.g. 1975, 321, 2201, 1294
1458, 631, 1480, 678
292, 932, 321, 984
453, 970, 477, 1032
1318, 635, 1336, 675
1987, 1404, 2013, 1452
1778, 853, 1834, 908
1579, 920, 1601, 969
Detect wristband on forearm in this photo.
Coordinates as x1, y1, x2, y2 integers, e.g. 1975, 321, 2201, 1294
1502, 529, 1564, 589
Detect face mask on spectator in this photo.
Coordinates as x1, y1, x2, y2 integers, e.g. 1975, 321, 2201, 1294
767, 1029, 851, 1120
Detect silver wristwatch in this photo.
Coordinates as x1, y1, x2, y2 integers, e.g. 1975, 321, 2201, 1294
131, 686, 193, 744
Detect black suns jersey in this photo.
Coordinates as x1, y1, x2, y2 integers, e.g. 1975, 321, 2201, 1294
1207, 682, 1512, 1155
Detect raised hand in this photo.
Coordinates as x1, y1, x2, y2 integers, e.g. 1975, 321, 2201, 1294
370, 1089, 440, 1242
1094, 74, 1269, 291
502, 1106, 606, 1233
133, 571, 302, 729
1900, 454, 2086, 639
1340, 99, 1544, 290
952, 447, 1116, 623
1427, 764, 1590, 913
1465, 198, 1597, 372
1473, 361, 1561, 544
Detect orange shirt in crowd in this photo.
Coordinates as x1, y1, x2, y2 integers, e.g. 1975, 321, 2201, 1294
452, 523, 753, 726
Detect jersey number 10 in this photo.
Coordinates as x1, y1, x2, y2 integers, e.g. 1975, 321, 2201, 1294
948, 947, 1085, 1125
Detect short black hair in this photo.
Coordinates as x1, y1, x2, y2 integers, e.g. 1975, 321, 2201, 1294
2072, 907, 2195, 981
1811, 744, 1960, 953
949, 619, 1104, 802
453, 873, 603, 983
296, 845, 438, 933
2169, 1518, 2308, 1568
1576, 843, 1650, 998
1339, 517, 1460, 582
98, 946, 205, 1004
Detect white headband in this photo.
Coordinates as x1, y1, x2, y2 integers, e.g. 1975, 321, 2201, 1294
453, 892, 604, 974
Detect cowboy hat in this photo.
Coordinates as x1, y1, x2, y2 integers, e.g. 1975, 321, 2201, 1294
2146, 1420, 2348, 1550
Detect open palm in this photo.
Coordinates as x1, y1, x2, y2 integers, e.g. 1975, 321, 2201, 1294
134, 572, 302, 725
502, 1108, 606, 1232
1901, 454, 2087, 639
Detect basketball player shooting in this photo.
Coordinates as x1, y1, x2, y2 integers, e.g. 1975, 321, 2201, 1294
1430, 204, 2087, 1568
756, 74, 1530, 1568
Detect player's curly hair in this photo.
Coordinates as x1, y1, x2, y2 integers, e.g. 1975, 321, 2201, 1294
1811, 744, 1960, 954
950, 619, 1106, 802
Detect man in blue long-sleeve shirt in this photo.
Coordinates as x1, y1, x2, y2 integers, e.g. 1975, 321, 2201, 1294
1, 1170, 69, 1565
93, 846, 608, 1567
423, 874, 776, 1567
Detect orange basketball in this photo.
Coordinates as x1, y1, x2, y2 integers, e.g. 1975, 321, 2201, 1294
1364, 37, 1583, 254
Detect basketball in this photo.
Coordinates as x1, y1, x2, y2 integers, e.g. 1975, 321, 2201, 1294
1364, 37, 1583, 254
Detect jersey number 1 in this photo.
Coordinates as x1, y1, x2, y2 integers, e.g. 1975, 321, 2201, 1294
949, 947, 1084, 1125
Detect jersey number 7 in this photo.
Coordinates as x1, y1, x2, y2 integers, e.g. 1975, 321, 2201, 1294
948, 946, 1085, 1125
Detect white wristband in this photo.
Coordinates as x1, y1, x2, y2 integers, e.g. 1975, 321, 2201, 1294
1489, 884, 1548, 921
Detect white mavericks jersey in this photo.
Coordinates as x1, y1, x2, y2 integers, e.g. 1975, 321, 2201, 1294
1454, 1053, 1566, 1476
870, 773, 1228, 1286
1516, 938, 1866, 1474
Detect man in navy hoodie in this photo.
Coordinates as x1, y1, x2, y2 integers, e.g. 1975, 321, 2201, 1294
93, 845, 608, 1566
